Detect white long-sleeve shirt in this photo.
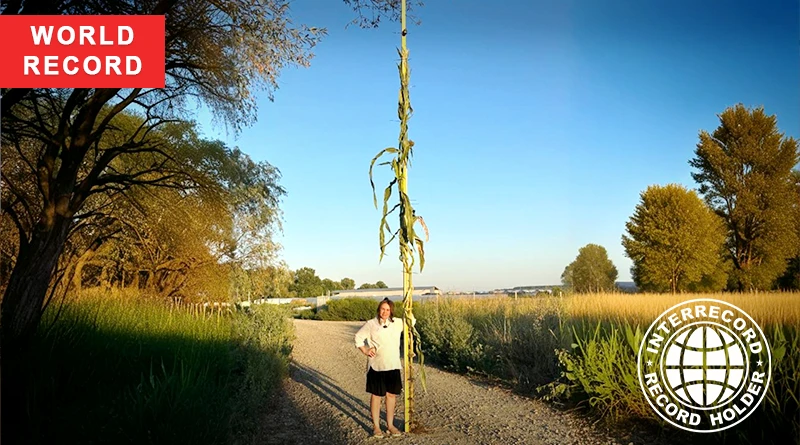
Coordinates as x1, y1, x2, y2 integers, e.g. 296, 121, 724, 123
354, 316, 415, 372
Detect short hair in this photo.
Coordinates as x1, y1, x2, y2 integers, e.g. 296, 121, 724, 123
377, 298, 395, 322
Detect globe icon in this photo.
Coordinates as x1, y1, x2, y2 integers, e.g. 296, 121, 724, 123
660, 322, 748, 409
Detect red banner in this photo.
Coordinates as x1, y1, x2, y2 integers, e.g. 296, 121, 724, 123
0, 15, 165, 88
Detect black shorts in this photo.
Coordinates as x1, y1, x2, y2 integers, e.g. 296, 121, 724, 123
366, 367, 402, 396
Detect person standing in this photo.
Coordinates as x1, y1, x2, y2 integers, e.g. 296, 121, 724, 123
354, 298, 415, 438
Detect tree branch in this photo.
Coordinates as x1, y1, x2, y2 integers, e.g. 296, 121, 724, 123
0, 170, 35, 230
0, 88, 31, 114
89, 88, 143, 145
0, 197, 29, 250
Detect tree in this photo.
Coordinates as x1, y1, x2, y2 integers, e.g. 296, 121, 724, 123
777, 257, 800, 290
321, 278, 343, 293
261, 263, 296, 298
622, 184, 728, 293
340, 277, 356, 289
3, 117, 284, 302
289, 267, 324, 298
689, 104, 800, 290
778, 170, 800, 290
358, 281, 388, 289
561, 244, 618, 293
0, 0, 318, 358
342, 0, 423, 28
0, 0, 413, 357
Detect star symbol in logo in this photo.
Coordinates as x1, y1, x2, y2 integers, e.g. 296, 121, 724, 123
647, 360, 653, 367
757, 360, 763, 367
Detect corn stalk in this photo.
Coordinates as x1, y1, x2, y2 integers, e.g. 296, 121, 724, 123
368, 0, 428, 433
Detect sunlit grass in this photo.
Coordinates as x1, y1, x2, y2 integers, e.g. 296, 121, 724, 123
13, 288, 294, 445
414, 292, 800, 445
561, 291, 800, 326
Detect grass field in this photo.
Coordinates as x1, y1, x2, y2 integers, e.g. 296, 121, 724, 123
412, 292, 800, 445
7, 288, 295, 445
11, 290, 796, 444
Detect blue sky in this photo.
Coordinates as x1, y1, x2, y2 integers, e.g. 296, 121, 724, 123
194, 0, 800, 292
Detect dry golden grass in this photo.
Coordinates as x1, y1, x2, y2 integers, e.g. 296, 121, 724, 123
416, 291, 800, 442
562, 291, 800, 326
425, 291, 800, 326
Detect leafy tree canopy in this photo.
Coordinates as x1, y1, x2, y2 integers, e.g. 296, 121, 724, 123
0, 0, 415, 354
622, 183, 728, 293
561, 244, 618, 293
340, 277, 356, 289
359, 281, 389, 289
689, 104, 800, 290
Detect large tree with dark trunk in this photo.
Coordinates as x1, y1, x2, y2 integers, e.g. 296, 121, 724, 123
0, 0, 419, 357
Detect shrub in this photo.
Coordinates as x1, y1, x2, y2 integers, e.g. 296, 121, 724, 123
415, 299, 480, 372
295, 308, 319, 319
317, 297, 408, 321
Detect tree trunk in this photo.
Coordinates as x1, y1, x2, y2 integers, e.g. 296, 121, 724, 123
71, 244, 100, 294
132, 270, 141, 289
71, 260, 82, 293
99, 266, 110, 290
1, 217, 71, 442
144, 269, 154, 290
1, 217, 71, 355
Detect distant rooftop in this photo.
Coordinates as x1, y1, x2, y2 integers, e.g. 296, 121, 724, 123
332, 286, 439, 294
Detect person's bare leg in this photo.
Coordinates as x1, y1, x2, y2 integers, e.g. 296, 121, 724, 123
385, 393, 401, 434
371, 394, 383, 435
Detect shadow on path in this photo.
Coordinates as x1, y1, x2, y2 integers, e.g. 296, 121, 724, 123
258, 377, 352, 445
290, 362, 376, 432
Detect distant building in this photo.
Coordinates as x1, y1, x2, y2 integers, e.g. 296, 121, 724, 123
330, 286, 441, 301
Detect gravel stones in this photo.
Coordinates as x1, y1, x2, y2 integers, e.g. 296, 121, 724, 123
255, 320, 683, 445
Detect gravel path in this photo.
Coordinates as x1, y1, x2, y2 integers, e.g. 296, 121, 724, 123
255, 319, 683, 445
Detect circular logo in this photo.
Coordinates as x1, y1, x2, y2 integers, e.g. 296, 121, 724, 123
637, 299, 771, 433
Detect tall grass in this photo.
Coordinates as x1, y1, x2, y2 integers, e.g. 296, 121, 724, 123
562, 291, 800, 325
415, 297, 568, 387
413, 292, 800, 445
9, 288, 294, 445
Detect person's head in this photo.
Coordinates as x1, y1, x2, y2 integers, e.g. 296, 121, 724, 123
377, 298, 394, 322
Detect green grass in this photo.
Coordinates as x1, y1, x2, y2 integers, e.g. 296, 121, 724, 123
246, 291, 798, 443
412, 294, 800, 445
9, 288, 294, 445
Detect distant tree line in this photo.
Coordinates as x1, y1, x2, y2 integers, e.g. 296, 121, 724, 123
283, 266, 387, 298
562, 104, 800, 294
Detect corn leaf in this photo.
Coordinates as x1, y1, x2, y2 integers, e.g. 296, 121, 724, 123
369, 147, 399, 208
415, 237, 425, 272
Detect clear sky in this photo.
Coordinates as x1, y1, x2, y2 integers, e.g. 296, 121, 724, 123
194, 0, 800, 292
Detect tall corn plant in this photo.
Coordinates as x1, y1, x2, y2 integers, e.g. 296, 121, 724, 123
369, 0, 428, 433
